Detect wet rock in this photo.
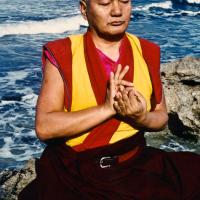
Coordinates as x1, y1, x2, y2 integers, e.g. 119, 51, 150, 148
0, 159, 36, 200
161, 57, 200, 136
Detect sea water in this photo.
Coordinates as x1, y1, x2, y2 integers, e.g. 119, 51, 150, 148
0, 0, 200, 169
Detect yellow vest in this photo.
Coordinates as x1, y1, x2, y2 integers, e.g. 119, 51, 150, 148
65, 33, 152, 147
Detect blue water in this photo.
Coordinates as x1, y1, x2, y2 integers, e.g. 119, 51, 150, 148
0, 0, 200, 169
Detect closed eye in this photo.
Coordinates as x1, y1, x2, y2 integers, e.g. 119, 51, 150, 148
99, 2, 110, 6
120, 0, 130, 3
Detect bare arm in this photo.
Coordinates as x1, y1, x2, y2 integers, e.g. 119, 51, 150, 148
35, 60, 131, 141
114, 86, 168, 131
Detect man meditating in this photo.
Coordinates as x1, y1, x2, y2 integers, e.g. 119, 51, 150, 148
19, 0, 200, 199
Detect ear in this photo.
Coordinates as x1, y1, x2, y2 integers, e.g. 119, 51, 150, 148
80, 0, 87, 20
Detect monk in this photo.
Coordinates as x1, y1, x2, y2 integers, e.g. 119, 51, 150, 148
19, 0, 200, 199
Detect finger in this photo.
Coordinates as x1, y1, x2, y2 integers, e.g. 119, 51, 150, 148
120, 80, 133, 87
132, 90, 145, 104
134, 90, 144, 99
121, 88, 132, 109
119, 85, 125, 92
114, 64, 122, 81
115, 94, 126, 111
126, 87, 142, 101
115, 91, 122, 99
114, 101, 123, 114
115, 94, 124, 105
125, 86, 134, 93
121, 87, 129, 102
130, 91, 146, 115
109, 72, 115, 97
128, 90, 141, 108
118, 65, 129, 80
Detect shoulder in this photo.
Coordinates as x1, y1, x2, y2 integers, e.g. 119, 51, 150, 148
44, 37, 71, 53
138, 37, 160, 54
44, 34, 84, 50
126, 32, 160, 52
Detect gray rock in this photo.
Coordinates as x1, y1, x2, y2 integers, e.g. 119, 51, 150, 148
161, 56, 200, 137
0, 159, 36, 200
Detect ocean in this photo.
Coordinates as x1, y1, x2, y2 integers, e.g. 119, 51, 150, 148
0, 0, 199, 169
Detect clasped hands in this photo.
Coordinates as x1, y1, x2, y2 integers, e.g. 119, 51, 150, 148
105, 64, 147, 124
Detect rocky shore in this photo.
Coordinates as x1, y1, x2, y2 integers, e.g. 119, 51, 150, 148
0, 159, 36, 200
162, 57, 200, 138
0, 57, 199, 200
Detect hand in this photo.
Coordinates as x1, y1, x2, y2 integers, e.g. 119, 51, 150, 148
113, 64, 131, 97
103, 64, 133, 116
114, 86, 147, 124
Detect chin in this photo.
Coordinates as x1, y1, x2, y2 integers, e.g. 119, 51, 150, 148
100, 31, 126, 41
108, 25, 128, 35
106, 29, 126, 37
95, 25, 128, 41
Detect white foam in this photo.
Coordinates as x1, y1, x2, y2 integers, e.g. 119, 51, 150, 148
0, 137, 14, 158
134, 1, 172, 11
1, 71, 29, 86
163, 10, 200, 16
172, 0, 200, 5
22, 93, 38, 105
160, 139, 195, 152
133, 0, 200, 17
0, 100, 16, 105
185, 0, 200, 4
0, 15, 88, 37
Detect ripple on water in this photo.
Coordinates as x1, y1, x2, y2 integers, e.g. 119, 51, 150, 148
0, 138, 5, 148
10, 148, 25, 155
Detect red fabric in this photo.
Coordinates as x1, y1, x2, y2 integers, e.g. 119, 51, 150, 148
43, 50, 58, 68
73, 31, 134, 151
42, 38, 72, 111
139, 38, 162, 104
96, 48, 119, 78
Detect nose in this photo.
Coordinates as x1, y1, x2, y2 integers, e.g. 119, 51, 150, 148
111, 1, 122, 16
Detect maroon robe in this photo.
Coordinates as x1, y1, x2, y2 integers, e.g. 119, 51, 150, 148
19, 132, 200, 200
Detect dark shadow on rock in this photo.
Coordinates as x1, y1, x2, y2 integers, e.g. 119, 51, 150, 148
168, 112, 198, 142
180, 80, 200, 86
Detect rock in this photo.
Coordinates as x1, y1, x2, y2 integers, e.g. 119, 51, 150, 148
0, 159, 36, 200
162, 57, 200, 83
161, 56, 200, 138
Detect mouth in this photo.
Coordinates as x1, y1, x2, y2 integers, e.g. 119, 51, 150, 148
109, 21, 125, 26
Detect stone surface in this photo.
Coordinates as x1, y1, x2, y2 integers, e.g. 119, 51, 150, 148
0, 159, 36, 200
161, 57, 200, 138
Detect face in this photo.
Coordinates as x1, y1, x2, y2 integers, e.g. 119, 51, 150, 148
80, 0, 132, 38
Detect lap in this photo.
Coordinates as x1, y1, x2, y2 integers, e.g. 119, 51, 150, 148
19, 145, 200, 200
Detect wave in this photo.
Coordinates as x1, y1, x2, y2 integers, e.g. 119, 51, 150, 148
134, 1, 173, 11
133, 0, 200, 17
0, 15, 88, 37
171, 0, 200, 6
162, 9, 200, 16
